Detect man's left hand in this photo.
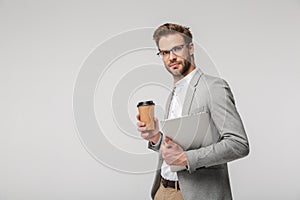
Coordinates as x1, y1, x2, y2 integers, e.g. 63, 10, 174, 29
161, 137, 188, 166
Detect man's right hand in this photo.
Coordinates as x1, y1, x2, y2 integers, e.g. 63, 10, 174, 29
136, 114, 161, 144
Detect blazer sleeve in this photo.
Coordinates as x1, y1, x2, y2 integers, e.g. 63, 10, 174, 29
148, 132, 163, 152
185, 78, 250, 173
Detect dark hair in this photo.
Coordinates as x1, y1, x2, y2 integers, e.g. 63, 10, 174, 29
153, 23, 193, 47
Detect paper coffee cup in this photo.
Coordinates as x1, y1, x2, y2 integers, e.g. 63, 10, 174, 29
137, 100, 155, 131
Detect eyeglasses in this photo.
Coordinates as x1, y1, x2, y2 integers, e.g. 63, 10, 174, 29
156, 44, 188, 59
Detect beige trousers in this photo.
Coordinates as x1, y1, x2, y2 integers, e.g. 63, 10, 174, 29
154, 182, 184, 200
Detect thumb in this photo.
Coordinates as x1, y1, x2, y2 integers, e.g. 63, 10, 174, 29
164, 136, 172, 143
154, 117, 159, 130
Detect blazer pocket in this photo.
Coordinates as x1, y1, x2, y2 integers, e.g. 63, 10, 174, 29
196, 164, 225, 170
190, 106, 209, 115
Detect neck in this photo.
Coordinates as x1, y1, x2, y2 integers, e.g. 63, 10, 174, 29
173, 64, 196, 83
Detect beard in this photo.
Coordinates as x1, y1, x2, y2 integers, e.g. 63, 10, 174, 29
166, 54, 192, 78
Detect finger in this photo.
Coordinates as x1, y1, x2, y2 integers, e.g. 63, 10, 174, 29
164, 136, 173, 143
141, 133, 147, 139
136, 121, 145, 127
164, 137, 170, 143
137, 127, 147, 132
161, 144, 168, 159
161, 143, 166, 151
141, 132, 150, 139
162, 141, 172, 150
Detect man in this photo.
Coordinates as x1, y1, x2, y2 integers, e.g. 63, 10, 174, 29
136, 23, 249, 200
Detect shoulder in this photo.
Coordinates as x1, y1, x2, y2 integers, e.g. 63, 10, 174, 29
197, 74, 234, 105
200, 74, 229, 88
195, 73, 230, 95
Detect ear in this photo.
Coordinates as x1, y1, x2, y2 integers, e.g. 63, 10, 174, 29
188, 42, 194, 56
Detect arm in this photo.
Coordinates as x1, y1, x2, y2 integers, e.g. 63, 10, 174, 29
136, 114, 162, 152
185, 78, 250, 173
148, 132, 163, 152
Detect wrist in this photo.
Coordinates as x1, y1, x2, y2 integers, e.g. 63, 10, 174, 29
180, 152, 188, 166
149, 131, 161, 144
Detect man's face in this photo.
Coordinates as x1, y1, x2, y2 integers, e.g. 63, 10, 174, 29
158, 33, 194, 79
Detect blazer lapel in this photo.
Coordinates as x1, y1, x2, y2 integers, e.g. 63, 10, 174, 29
164, 89, 174, 119
164, 68, 203, 119
181, 68, 203, 116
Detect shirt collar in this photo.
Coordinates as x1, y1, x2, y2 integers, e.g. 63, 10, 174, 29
174, 68, 199, 88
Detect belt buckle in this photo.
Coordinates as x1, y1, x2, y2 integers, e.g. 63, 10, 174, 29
161, 178, 180, 190
162, 179, 168, 188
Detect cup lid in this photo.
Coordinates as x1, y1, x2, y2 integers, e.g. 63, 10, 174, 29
137, 100, 155, 107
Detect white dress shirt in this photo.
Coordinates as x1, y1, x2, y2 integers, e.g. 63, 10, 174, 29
161, 68, 198, 181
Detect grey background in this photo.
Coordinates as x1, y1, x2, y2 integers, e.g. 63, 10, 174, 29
1, 0, 300, 199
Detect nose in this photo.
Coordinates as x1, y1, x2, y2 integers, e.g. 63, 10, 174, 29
169, 51, 177, 61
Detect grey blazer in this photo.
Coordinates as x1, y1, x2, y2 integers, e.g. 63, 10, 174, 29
149, 68, 250, 200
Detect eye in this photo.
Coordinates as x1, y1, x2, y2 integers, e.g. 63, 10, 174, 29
173, 45, 183, 52
162, 50, 170, 55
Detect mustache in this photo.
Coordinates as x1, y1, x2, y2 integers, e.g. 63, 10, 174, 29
169, 61, 182, 66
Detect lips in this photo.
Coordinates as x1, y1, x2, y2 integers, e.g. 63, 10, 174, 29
169, 62, 180, 68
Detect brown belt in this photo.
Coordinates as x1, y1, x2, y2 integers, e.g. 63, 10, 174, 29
161, 176, 180, 190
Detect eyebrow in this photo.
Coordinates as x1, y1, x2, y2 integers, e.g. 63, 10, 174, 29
158, 44, 185, 52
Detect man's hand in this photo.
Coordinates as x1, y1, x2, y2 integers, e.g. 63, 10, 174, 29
161, 137, 188, 166
136, 114, 160, 144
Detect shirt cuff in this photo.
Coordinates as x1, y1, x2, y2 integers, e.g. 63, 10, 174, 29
148, 132, 163, 152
